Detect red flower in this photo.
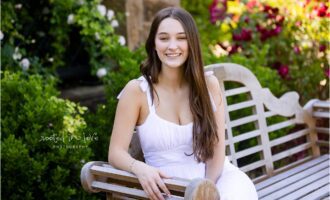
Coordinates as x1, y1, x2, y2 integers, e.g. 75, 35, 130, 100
278, 64, 289, 78
232, 28, 252, 41
317, 3, 328, 17
325, 69, 330, 78
319, 44, 326, 52
228, 44, 242, 55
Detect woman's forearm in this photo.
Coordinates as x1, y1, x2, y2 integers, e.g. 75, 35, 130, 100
108, 148, 137, 173
205, 156, 225, 183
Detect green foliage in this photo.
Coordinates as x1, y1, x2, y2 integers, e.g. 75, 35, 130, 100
1, 71, 96, 199
85, 47, 145, 161
1, 0, 129, 78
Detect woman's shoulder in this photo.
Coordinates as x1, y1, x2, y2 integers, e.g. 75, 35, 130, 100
118, 79, 145, 101
204, 71, 220, 91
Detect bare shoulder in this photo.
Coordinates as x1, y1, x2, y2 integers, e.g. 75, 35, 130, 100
205, 74, 221, 93
118, 79, 144, 105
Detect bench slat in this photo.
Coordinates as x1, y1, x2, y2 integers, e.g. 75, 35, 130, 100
230, 114, 258, 128
255, 155, 329, 190
299, 184, 330, 200
232, 129, 260, 143
280, 176, 329, 200
92, 181, 184, 200
227, 100, 255, 112
225, 86, 250, 97
260, 168, 329, 199
267, 118, 296, 133
92, 181, 148, 199
272, 142, 312, 162
91, 165, 188, 192
313, 111, 330, 118
240, 160, 266, 173
313, 101, 330, 109
235, 145, 263, 159
258, 160, 329, 197
270, 128, 309, 147
316, 127, 330, 134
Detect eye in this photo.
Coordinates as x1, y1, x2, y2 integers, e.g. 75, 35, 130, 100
178, 37, 187, 40
159, 37, 168, 41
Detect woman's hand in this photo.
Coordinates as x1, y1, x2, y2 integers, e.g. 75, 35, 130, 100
132, 161, 172, 200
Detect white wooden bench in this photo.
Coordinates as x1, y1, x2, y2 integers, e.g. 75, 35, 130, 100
81, 63, 330, 200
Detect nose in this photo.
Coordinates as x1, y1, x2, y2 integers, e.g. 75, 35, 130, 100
168, 39, 178, 50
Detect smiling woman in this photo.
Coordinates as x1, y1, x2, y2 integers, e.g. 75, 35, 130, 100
108, 7, 258, 200
155, 18, 189, 69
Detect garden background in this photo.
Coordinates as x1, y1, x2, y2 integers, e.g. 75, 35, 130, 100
1, 0, 329, 199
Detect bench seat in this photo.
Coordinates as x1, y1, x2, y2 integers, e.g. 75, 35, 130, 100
256, 154, 330, 200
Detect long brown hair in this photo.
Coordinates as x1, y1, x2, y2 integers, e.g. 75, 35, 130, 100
140, 7, 219, 162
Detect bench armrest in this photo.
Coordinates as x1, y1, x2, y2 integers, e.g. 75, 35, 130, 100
81, 161, 220, 200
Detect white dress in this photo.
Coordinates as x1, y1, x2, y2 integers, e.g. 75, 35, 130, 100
123, 75, 258, 200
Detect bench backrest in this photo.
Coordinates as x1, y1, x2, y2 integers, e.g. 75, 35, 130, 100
205, 63, 320, 183
129, 63, 322, 183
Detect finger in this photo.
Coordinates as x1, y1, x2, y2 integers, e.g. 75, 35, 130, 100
156, 178, 171, 196
145, 184, 160, 200
158, 170, 172, 179
150, 181, 165, 200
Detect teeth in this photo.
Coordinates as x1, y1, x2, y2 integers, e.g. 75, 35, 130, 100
166, 53, 181, 57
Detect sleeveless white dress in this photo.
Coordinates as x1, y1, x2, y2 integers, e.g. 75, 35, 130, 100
120, 74, 258, 200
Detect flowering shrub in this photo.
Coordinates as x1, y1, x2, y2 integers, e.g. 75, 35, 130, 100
1, 0, 132, 79
207, 0, 329, 103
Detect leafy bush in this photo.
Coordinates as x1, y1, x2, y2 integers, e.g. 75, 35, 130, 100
1, 71, 96, 199
1, 0, 127, 78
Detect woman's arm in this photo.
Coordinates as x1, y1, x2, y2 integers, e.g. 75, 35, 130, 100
205, 75, 226, 183
108, 80, 171, 200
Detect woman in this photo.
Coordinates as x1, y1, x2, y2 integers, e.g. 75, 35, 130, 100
108, 7, 258, 200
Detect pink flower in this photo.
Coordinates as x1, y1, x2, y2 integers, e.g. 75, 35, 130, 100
273, 25, 282, 35
278, 64, 289, 78
246, 0, 259, 11
294, 46, 300, 54
209, 0, 227, 24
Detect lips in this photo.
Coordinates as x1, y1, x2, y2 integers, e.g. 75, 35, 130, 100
165, 53, 182, 57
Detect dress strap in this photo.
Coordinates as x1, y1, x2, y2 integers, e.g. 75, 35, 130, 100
137, 76, 156, 113
117, 76, 156, 112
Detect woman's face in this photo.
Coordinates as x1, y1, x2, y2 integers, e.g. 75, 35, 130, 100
155, 18, 189, 69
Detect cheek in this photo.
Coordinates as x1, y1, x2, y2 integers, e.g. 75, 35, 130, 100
155, 40, 166, 52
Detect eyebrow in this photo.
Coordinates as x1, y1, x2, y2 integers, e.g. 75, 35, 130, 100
157, 32, 186, 35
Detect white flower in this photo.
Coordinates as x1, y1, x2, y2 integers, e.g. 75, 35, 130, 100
15, 4, 22, 9
97, 5, 107, 17
95, 32, 100, 40
78, 0, 85, 5
107, 9, 114, 21
118, 35, 126, 46
96, 68, 107, 78
12, 47, 22, 60
48, 57, 54, 62
31, 39, 36, 44
0, 31, 4, 41
20, 58, 30, 71
111, 19, 119, 28
67, 14, 74, 24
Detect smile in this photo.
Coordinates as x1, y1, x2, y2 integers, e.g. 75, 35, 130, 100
165, 53, 182, 57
